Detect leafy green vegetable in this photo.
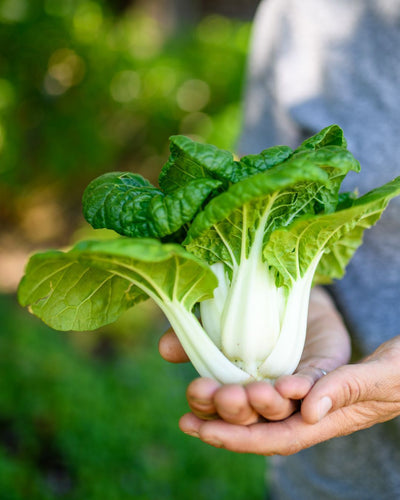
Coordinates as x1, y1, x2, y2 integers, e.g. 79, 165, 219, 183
83, 172, 221, 239
18, 125, 400, 384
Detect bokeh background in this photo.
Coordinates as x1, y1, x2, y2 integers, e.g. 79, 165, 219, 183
0, 0, 268, 498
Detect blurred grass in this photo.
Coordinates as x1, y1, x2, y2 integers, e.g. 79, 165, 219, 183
0, 294, 265, 499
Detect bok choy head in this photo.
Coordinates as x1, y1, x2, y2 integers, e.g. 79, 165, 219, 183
18, 125, 400, 384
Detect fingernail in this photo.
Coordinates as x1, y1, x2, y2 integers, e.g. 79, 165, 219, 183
184, 430, 199, 438
317, 396, 332, 421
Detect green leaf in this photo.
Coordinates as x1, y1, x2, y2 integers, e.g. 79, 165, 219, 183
18, 238, 218, 331
263, 176, 400, 285
159, 137, 294, 194
159, 135, 237, 193
82, 171, 221, 239
288, 145, 360, 213
295, 124, 347, 152
149, 178, 221, 237
82, 172, 161, 237
337, 191, 358, 210
233, 145, 293, 182
312, 224, 364, 284
184, 161, 329, 267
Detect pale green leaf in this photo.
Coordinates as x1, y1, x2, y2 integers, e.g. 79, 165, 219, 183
263, 177, 400, 285
184, 160, 329, 267
18, 238, 218, 331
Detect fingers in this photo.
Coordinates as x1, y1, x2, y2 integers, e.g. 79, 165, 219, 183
187, 377, 301, 424
158, 329, 189, 363
187, 378, 300, 425
186, 378, 220, 420
301, 362, 389, 424
274, 365, 329, 400
179, 412, 338, 455
187, 379, 259, 424
246, 381, 297, 421
213, 385, 259, 425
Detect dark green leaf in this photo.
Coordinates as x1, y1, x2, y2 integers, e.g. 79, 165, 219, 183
83, 171, 221, 239
234, 145, 293, 182
288, 146, 360, 213
82, 172, 160, 236
295, 124, 347, 152
159, 135, 238, 193
149, 178, 222, 237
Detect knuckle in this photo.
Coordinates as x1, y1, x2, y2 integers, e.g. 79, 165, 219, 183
337, 367, 364, 406
342, 378, 360, 404
278, 437, 303, 456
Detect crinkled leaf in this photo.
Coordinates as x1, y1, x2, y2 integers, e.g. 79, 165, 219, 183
160, 136, 295, 192
312, 224, 364, 284
83, 171, 221, 239
288, 146, 360, 213
149, 178, 221, 237
293, 125, 355, 213
83, 172, 161, 237
18, 238, 218, 331
184, 161, 329, 267
295, 124, 347, 152
233, 145, 293, 182
159, 135, 237, 193
184, 143, 360, 264
263, 177, 400, 285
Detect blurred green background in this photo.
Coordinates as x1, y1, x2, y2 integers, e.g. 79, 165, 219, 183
0, 0, 267, 498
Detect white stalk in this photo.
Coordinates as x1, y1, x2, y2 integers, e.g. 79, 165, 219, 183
162, 299, 252, 385
211, 201, 285, 379
219, 254, 282, 378
259, 255, 322, 380
199, 263, 229, 348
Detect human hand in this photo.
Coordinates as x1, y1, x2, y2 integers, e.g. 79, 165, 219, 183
159, 287, 356, 450
159, 287, 351, 423
176, 335, 400, 455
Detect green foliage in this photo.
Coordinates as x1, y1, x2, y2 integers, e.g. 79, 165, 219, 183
264, 178, 400, 283
0, 294, 266, 499
0, 0, 251, 192
18, 125, 400, 384
18, 238, 217, 331
82, 171, 221, 238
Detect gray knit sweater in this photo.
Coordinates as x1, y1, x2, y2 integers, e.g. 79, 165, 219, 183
238, 1, 400, 498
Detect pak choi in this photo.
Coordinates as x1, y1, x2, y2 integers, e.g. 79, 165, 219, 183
18, 125, 400, 384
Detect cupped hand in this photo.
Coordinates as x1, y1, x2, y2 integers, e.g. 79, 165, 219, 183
177, 336, 400, 455
156, 288, 400, 456
159, 287, 351, 425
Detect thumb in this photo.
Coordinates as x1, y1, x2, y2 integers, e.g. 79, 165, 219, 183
300, 363, 380, 424
158, 329, 189, 363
